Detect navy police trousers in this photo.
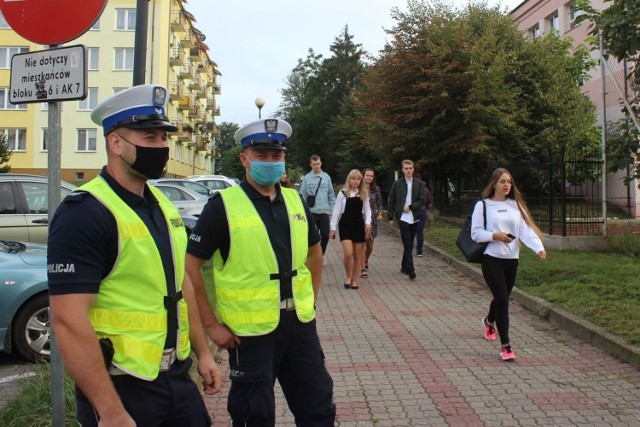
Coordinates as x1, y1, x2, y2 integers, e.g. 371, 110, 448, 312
227, 311, 335, 426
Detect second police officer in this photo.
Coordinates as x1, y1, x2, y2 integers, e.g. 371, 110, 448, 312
186, 118, 336, 426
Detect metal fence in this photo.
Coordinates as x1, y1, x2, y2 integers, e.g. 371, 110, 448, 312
433, 147, 620, 236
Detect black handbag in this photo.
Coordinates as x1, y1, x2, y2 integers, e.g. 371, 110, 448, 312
455, 200, 487, 263
306, 177, 322, 208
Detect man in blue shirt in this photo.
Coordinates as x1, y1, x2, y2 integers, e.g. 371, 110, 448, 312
299, 154, 336, 264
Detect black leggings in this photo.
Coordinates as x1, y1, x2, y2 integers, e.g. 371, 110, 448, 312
481, 255, 519, 345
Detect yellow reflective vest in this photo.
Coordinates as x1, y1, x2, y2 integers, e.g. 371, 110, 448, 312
213, 185, 315, 336
78, 177, 190, 380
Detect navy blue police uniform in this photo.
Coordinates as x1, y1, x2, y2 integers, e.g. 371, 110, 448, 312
47, 84, 211, 426
187, 118, 336, 426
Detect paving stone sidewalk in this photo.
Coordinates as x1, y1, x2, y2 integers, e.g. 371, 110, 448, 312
204, 224, 640, 426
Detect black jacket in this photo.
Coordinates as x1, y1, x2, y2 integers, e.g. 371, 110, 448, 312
387, 178, 427, 222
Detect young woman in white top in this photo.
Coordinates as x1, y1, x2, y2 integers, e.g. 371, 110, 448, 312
330, 169, 372, 289
471, 168, 547, 361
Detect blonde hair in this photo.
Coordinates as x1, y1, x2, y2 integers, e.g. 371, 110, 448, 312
481, 168, 542, 236
342, 169, 368, 200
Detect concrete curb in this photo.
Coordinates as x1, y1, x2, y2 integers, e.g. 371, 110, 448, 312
425, 244, 640, 370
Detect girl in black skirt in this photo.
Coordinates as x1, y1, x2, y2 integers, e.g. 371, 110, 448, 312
330, 169, 372, 289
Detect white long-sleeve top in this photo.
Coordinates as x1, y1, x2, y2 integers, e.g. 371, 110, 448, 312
471, 198, 544, 259
330, 190, 372, 231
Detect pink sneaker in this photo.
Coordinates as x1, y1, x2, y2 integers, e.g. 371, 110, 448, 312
500, 344, 516, 361
483, 317, 496, 340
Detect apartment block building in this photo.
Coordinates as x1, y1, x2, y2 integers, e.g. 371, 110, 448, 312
511, 0, 640, 217
0, 0, 221, 183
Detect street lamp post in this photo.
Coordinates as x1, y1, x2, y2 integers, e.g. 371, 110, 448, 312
255, 97, 265, 119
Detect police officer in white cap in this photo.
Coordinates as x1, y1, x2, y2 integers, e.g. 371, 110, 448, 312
48, 84, 221, 427
186, 118, 336, 426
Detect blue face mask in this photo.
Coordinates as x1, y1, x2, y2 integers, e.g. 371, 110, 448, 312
249, 161, 286, 186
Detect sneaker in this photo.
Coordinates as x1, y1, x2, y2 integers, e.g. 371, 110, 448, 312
500, 344, 516, 361
323, 255, 327, 266
417, 253, 423, 257
483, 317, 496, 340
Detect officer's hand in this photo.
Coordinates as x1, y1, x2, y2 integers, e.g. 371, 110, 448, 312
388, 220, 395, 227
329, 230, 336, 240
197, 354, 222, 395
208, 324, 241, 350
98, 410, 136, 427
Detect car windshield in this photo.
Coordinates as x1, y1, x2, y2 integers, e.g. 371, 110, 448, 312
0, 240, 25, 254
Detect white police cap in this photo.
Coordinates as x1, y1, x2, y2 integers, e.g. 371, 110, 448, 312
91, 84, 178, 135
234, 118, 292, 151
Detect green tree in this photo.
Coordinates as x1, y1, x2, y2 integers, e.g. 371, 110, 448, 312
355, 0, 598, 185
0, 134, 11, 173
278, 26, 367, 176
215, 121, 243, 178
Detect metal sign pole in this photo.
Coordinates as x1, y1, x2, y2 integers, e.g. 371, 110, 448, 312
133, 0, 149, 86
46, 46, 65, 427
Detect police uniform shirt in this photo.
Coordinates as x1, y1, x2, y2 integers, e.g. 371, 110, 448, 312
187, 180, 320, 300
47, 167, 179, 347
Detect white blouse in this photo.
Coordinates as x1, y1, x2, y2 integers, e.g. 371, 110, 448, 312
330, 190, 372, 231
471, 198, 544, 259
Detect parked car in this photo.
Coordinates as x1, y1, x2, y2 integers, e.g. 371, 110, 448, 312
148, 178, 213, 197
0, 174, 76, 243
0, 240, 49, 362
187, 174, 237, 194
149, 183, 208, 216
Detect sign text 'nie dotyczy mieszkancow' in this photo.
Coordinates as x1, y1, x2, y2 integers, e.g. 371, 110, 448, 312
9, 45, 87, 104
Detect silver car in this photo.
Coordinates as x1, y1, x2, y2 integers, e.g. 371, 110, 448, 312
149, 183, 208, 217
0, 174, 76, 243
148, 178, 214, 197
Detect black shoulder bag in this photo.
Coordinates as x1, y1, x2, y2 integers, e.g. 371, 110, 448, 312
306, 177, 322, 208
455, 200, 487, 263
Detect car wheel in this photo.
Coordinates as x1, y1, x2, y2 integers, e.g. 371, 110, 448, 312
11, 293, 50, 362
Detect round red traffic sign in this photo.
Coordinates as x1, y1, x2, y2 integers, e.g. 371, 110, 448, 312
0, 0, 108, 45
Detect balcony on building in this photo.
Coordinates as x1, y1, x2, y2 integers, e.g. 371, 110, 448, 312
170, 11, 187, 33
169, 81, 183, 101
206, 97, 216, 110
170, 47, 185, 67
178, 95, 191, 111
178, 65, 190, 79
177, 122, 192, 142
213, 106, 221, 116
213, 84, 222, 95
189, 74, 202, 91
195, 84, 207, 99
196, 135, 209, 152
180, 32, 196, 48
189, 47, 201, 63
188, 105, 204, 122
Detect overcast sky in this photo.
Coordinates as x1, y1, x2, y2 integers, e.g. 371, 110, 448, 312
186, 0, 523, 126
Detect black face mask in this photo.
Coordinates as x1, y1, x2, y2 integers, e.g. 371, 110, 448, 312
117, 133, 169, 179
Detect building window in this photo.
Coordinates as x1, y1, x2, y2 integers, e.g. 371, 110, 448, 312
116, 9, 136, 30
547, 11, 559, 32
1, 128, 26, 151
0, 88, 27, 110
114, 48, 134, 70
569, 1, 585, 26
75, 172, 85, 181
78, 88, 98, 110
77, 129, 97, 152
42, 128, 48, 151
0, 11, 9, 28
529, 23, 540, 39
88, 48, 99, 70
90, 19, 100, 30
175, 141, 183, 162
0, 46, 28, 69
